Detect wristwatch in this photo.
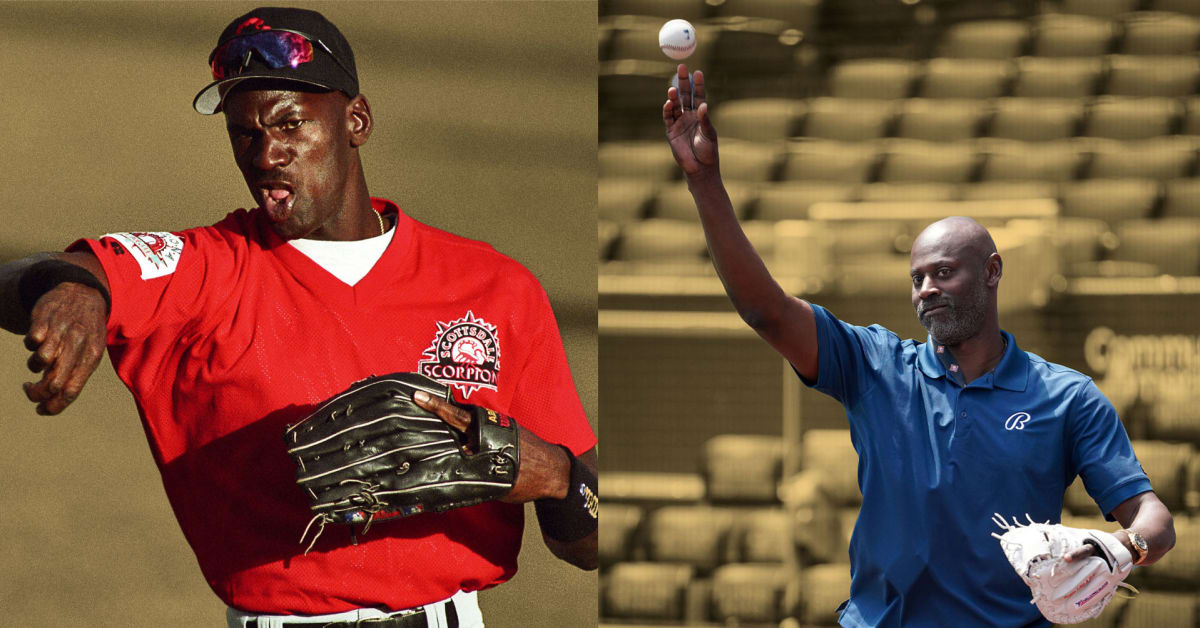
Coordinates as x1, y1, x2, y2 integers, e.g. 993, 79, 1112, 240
1121, 529, 1149, 564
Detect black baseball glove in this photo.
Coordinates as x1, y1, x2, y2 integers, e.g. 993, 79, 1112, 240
284, 372, 520, 551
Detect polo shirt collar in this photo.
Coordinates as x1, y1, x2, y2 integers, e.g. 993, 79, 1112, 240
916, 330, 1029, 391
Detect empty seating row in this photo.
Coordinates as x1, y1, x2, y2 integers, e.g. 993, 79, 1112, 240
603, 138, 1200, 186
601, 503, 791, 570
713, 97, 1200, 143
600, 0, 821, 29
938, 11, 1200, 59
829, 55, 1200, 99
602, 174, 1200, 221
601, 215, 1200, 278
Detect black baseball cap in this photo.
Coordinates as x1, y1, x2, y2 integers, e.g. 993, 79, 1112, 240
193, 7, 359, 115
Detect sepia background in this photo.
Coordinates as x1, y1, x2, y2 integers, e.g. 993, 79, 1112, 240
0, 2, 596, 626
599, 0, 1200, 626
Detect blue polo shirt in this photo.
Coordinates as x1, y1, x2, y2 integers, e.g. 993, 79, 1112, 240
803, 305, 1151, 628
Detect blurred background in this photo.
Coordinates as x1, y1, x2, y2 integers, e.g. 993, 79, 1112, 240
599, 0, 1200, 626
0, 2, 595, 627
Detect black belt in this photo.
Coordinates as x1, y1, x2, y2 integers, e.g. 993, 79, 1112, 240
246, 599, 459, 628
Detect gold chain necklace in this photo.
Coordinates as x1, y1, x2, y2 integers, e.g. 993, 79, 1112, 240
375, 211, 385, 235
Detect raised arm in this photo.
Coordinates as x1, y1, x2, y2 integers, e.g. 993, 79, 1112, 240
0, 252, 109, 415
662, 64, 818, 379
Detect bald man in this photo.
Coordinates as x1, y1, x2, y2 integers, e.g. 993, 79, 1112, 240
662, 65, 1175, 627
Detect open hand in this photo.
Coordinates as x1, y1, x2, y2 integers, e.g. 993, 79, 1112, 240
663, 64, 719, 177
23, 282, 107, 415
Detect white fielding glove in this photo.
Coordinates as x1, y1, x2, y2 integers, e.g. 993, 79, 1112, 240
992, 514, 1137, 625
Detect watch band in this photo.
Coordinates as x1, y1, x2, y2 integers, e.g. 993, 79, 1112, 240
1121, 528, 1149, 564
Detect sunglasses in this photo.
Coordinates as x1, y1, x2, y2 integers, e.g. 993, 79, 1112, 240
209, 28, 353, 82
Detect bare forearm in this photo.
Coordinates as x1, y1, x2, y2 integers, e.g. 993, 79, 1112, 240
1112, 491, 1175, 565
687, 171, 791, 331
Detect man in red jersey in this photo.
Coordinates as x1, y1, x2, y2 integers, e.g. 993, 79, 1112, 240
0, 7, 596, 627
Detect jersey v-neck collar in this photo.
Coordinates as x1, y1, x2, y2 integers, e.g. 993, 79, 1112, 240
916, 330, 1029, 391
259, 197, 415, 308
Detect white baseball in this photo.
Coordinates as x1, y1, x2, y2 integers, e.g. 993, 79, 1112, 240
659, 19, 697, 61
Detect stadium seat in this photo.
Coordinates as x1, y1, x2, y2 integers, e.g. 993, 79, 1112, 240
1146, 396, 1200, 442
977, 138, 1088, 182
1105, 54, 1200, 97
801, 97, 895, 142
826, 220, 909, 260
1121, 11, 1200, 55
877, 140, 979, 183
781, 139, 880, 182
707, 17, 801, 86
795, 564, 852, 626
653, 181, 756, 220
645, 505, 737, 571
894, 98, 990, 142
1051, 217, 1111, 269
602, 471, 707, 504
1162, 177, 1200, 218
1119, 591, 1198, 628
1183, 96, 1200, 135
1138, 515, 1199, 590
711, 0, 821, 30
710, 563, 790, 624
1113, 218, 1200, 275
777, 470, 842, 564
615, 219, 708, 261
715, 140, 785, 182
713, 98, 806, 143
1151, 0, 1200, 16
603, 562, 695, 621
600, 59, 682, 140
1060, 0, 1141, 18
1084, 97, 1182, 140
1013, 56, 1104, 98
919, 58, 1013, 99
599, 141, 681, 181
857, 182, 960, 203
599, 178, 658, 221
937, 19, 1029, 59
801, 429, 861, 506
1132, 440, 1195, 512
1087, 137, 1197, 180
755, 182, 859, 220
703, 434, 784, 503
599, 219, 620, 261
1031, 13, 1115, 57
732, 508, 792, 563
988, 98, 1084, 141
600, 0, 708, 22
600, 502, 644, 566
959, 180, 1058, 201
828, 59, 918, 100
1059, 178, 1161, 223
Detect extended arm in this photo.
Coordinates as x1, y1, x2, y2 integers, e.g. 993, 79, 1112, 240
0, 252, 109, 415
662, 64, 818, 379
413, 393, 598, 570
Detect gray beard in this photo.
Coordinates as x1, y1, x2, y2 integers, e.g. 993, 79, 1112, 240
919, 287, 988, 346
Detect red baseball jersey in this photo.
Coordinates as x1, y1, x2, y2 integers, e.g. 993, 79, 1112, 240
68, 198, 596, 615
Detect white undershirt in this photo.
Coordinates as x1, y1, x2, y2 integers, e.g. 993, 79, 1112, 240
287, 221, 395, 286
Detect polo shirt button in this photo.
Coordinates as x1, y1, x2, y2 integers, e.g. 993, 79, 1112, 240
961, 412, 967, 417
